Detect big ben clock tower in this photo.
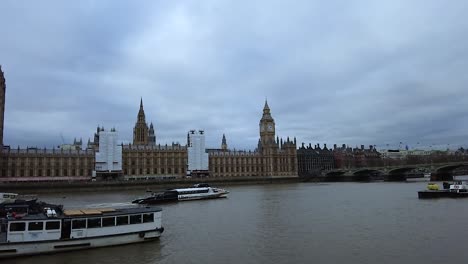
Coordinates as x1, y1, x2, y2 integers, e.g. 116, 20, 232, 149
259, 100, 275, 146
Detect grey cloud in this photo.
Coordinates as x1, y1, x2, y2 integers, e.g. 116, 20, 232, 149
1, 0, 468, 151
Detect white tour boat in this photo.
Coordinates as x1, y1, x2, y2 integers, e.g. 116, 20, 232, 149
174, 186, 229, 201
0, 200, 164, 258
133, 184, 230, 204
0, 193, 18, 204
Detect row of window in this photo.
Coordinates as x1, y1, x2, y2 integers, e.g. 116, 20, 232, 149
4, 169, 92, 177
178, 189, 209, 195
10, 221, 60, 232
125, 158, 187, 166
124, 168, 184, 175
7, 158, 93, 166
72, 213, 154, 229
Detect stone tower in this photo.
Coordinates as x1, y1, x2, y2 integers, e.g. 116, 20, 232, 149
133, 98, 149, 145
259, 100, 276, 147
0, 65, 5, 147
148, 122, 156, 145
221, 134, 228, 150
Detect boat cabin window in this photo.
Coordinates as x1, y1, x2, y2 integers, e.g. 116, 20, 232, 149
87, 218, 102, 228
129, 214, 142, 224
102, 217, 116, 227
46, 221, 61, 230
9, 222, 26, 232
143, 213, 154, 223
116, 215, 129, 226
72, 219, 87, 229
28, 222, 44, 231
179, 189, 209, 195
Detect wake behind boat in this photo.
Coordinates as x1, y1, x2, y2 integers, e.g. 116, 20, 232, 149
133, 184, 229, 204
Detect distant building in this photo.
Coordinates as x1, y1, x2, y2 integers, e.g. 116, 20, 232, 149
0, 147, 94, 180
333, 144, 382, 168
187, 130, 209, 177
122, 100, 187, 179
208, 101, 297, 177
221, 134, 228, 150
94, 128, 123, 180
297, 143, 335, 177
87, 126, 104, 150
0, 67, 297, 180
59, 138, 83, 151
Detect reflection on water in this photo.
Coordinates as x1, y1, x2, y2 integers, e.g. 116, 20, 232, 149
4, 181, 468, 264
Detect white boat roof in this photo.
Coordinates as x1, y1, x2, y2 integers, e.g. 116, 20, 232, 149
173, 187, 210, 192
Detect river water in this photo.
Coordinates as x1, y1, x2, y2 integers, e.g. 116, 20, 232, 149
4, 181, 468, 264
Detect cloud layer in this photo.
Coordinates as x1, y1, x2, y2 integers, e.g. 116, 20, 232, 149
1, 0, 468, 150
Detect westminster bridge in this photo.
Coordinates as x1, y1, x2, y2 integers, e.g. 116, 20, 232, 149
316, 162, 468, 182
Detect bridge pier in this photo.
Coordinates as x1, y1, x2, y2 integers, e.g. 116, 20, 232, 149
430, 172, 453, 181
352, 174, 371, 182
384, 174, 406, 182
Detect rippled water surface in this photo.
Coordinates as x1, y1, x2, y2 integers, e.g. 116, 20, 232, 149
4, 181, 468, 264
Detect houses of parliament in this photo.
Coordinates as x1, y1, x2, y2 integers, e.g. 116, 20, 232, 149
0, 67, 298, 180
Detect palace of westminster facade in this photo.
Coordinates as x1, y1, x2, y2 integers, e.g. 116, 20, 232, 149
0, 67, 298, 180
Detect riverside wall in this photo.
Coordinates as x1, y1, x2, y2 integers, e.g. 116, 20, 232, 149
0, 176, 301, 194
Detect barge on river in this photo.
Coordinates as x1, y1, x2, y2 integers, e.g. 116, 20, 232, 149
0, 199, 164, 258
418, 181, 468, 199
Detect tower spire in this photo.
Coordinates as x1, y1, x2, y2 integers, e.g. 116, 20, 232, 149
263, 99, 270, 112
133, 98, 149, 145
221, 134, 228, 150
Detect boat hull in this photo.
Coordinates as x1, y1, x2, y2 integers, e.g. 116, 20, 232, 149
0, 228, 163, 259
178, 193, 228, 201
418, 190, 468, 199
134, 198, 178, 205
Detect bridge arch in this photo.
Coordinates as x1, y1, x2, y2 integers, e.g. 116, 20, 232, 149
435, 163, 468, 173
431, 163, 468, 181
352, 169, 383, 181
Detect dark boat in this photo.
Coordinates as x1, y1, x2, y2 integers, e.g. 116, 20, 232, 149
418, 190, 468, 199
418, 181, 468, 199
132, 190, 179, 204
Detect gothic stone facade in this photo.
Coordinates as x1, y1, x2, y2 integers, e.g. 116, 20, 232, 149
0, 66, 296, 180
133, 98, 155, 146
122, 100, 186, 178
209, 101, 298, 177
0, 148, 94, 180
122, 144, 187, 178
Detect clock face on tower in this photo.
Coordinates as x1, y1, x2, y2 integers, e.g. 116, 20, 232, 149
267, 124, 273, 131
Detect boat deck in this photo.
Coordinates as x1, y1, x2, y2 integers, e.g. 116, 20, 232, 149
418, 190, 468, 199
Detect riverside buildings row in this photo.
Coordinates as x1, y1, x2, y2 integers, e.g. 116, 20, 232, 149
0, 67, 299, 180
1, 67, 462, 181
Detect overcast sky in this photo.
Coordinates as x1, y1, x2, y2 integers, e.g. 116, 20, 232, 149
1, 0, 468, 151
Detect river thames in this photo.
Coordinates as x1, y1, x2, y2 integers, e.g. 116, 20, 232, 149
4, 181, 468, 264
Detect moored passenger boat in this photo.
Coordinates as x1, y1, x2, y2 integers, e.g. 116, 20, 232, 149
418, 181, 468, 199
0, 200, 164, 258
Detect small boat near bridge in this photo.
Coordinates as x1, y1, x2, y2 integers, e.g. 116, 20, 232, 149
418, 181, 468, 199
